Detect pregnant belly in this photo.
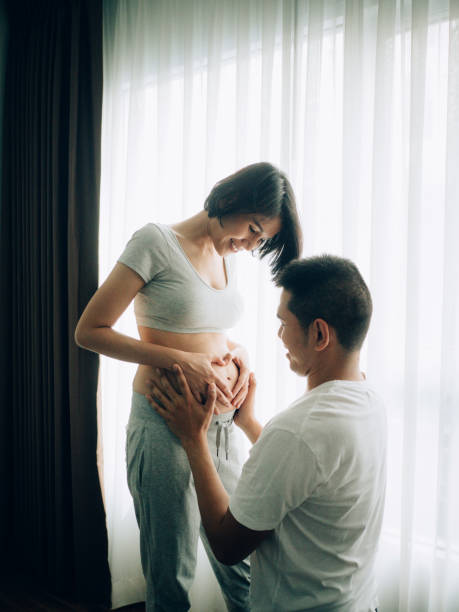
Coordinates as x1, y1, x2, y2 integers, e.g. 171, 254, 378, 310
133, 328, 240, 414
134, 360, 239, 414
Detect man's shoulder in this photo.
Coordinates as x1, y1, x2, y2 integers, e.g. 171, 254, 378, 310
262, 392, 321, 441
265, 380, 384, 443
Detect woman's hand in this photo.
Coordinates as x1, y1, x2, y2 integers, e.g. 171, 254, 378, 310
228, 345, 250, 408
175, 351, 233, 408
146, 365, 217, 444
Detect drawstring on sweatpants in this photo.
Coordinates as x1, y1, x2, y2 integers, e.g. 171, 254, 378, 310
215, 420, 231, 460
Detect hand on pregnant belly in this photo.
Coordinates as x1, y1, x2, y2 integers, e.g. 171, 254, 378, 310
175, 351, 235, 408
189, 348, 249, 410
147, 365, 218, 443
211, 358, 240, 412
226, 346, 250, 408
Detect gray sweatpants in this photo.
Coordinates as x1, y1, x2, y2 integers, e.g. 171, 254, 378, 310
126, 392, 251, 612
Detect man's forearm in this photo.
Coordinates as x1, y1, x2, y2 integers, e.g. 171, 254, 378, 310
182, 434, 269, 565
182, 436, 230, 536
238, 417, 263, 444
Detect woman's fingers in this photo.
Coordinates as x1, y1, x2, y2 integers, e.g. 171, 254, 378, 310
233, 373, 256, 408
231, 363, 249, 395
231, 369, 249, 399
232, 384, 249, 408
230, 352, 250, 398
211, 352, 232, 366
213, 373, 233, 400
172, 363, 231, 406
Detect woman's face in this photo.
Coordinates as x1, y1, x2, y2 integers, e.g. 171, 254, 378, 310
210, 213, 281, 256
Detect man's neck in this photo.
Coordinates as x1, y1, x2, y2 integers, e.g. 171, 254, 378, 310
306, 351, 364, 391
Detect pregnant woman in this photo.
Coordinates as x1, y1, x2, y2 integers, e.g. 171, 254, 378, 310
75, 162, 302, 612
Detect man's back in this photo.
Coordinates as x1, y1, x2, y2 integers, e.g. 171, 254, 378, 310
230, 379, 387, 612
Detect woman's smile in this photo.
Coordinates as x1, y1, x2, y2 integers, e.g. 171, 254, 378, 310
220, 215, 282, 255
230, 238, 244, 253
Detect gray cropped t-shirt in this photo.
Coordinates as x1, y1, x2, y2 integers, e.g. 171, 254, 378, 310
118, 223, 244, 333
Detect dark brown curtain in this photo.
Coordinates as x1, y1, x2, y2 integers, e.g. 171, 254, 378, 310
0, 0, 110, 605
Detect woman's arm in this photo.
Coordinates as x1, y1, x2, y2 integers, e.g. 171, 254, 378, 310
75, 263, 184, 367
75, 263, 233, 401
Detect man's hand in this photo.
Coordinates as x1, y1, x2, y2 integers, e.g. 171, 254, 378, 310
233, 373, 263, 444
146, 364, 217, 444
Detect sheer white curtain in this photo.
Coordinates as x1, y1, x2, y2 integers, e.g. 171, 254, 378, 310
99, 1, 459, 610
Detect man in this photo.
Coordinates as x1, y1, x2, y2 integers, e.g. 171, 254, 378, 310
147, 255, 386, 612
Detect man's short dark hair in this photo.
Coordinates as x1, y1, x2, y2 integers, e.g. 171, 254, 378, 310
278, 255, 373, 351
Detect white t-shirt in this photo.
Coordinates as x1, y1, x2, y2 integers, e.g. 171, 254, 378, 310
229, 380, 387, 612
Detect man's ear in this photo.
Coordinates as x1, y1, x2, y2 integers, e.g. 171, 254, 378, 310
313, 318, 330, 351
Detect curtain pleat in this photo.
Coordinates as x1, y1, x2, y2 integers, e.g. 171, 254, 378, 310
368, 0, 396, 375
301, 0, 324, 254
342, 0, 364, 259
430, 2, 459, 607
400, 1, 429, 608
0, 0, 109, 604
235, 0, 250, 165
280, 0, 294, 170
182, 1, 194, 215
261, 0, 278, 159
205, 0, 224, 185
